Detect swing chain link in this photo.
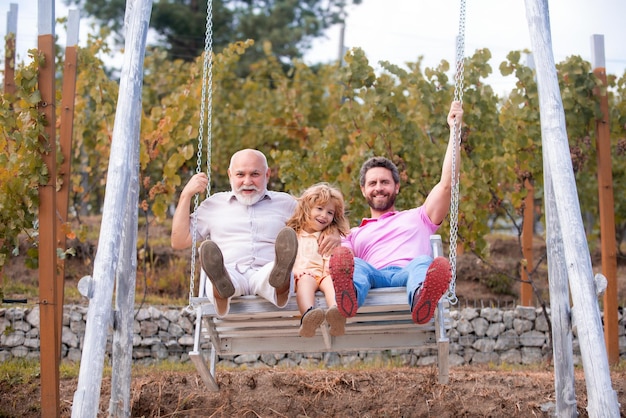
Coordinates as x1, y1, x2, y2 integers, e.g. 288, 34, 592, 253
447, 0, 466, 306
187, 0, 214, 313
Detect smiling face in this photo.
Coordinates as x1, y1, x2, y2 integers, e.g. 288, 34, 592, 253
361, 166, 399, 215
228, 149, 270, 206
303, 201, 337, 233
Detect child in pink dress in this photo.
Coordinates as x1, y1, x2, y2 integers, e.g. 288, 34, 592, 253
286, 183, 350, 337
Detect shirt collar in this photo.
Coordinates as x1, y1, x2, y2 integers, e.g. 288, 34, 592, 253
300, 230, 321, 238
359, 211, 397, 227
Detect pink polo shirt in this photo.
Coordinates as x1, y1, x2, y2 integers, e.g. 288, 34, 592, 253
342, 207, 438, 269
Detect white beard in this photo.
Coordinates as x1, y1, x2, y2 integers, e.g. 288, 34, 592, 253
233, 187, 265, 206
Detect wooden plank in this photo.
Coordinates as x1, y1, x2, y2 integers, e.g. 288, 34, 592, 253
209, 316, 443, 332
189, 351, 219, 391
437, 340, 450, 384
218, 332, 438, 355
197, 288, 411, 316
209, 310, 421, 327
210, 322, 437, 338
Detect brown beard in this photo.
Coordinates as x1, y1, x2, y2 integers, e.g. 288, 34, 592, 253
366, 192, 396, 212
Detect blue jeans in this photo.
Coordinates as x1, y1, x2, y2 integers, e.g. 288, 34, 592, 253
352, 255, 433, 308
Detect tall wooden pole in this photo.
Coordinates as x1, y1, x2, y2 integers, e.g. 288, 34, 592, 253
543, 163, 577, 416
521, 53, 537, 307
591, 34, 619, 366
37, 0, 60, 416
71, 1, 153, 416
55, 9, 80, 367
109, 0, 152, 413
524, 0, 619, 416
4, 3, 17, 95
520, 179, 534, 306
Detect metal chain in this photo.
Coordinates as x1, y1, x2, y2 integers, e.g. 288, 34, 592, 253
187, 0, 213, 311
447, 0, 466, 305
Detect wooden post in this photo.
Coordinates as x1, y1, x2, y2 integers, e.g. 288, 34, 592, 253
337, 21, 345, 66
54, 9, 80, 368
524, 0, 619, 416
4, 3, 17, 95
543, 161, 577, 416
37, 0, 60, 416
520, 179, 534, 306
529, 45, 577, 418
109, 0, 152, 413
590, 34, 619, 366
71, 1, 153, 416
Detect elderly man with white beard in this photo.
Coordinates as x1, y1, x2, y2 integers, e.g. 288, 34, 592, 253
171, 148, 340, 317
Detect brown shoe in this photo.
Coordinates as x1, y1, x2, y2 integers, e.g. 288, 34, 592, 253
299, 307, 324, 338
325, 305, 346, 336
200, 240, 235, 299
269, 227, 298, 291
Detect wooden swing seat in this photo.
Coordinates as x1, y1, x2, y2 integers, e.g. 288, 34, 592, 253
188, 235, 452, 391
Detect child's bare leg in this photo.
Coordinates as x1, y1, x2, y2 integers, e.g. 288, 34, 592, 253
296, 273, 324, 337
319, 277, 336, 308
296, 273, 318, 315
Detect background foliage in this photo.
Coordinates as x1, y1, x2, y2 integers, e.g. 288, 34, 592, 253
1, 29, 625, 282
63, 0, 362, 76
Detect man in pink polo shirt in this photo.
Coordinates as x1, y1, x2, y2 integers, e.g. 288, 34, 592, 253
330, 101, 463, 325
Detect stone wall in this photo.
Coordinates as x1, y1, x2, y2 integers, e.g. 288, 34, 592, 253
1, 305, 624, 368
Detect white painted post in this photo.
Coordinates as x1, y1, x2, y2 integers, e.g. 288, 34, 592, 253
6, 3, 17, 33
3, 4, 18, 95
531, 31, 577, 417
71, 1, 153, 417
108, 0, 153, 415
523, 0, 619, 416
543, 153, 577, 416
65, 9, 79, 46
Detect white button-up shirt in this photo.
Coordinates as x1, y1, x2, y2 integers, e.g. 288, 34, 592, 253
192, 191, 297, 272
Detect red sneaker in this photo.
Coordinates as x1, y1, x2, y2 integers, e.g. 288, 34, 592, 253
411, 257, 451, 325
329, 247, 357, 318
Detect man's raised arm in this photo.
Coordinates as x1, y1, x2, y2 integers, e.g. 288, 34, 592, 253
423, 101, 463, 226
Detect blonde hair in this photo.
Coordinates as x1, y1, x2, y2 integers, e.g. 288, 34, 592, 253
286, 183, 350, 236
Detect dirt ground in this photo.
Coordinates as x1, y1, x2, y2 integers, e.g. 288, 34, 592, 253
1, 223, 625, 417
1, 365, 625, 417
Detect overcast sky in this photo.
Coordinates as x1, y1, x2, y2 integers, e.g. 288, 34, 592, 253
303, 0, 626, 93
2, 0, 625, 94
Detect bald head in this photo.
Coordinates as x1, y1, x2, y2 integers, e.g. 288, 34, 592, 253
229, 149, 268, 170
228, 149, 270, 205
